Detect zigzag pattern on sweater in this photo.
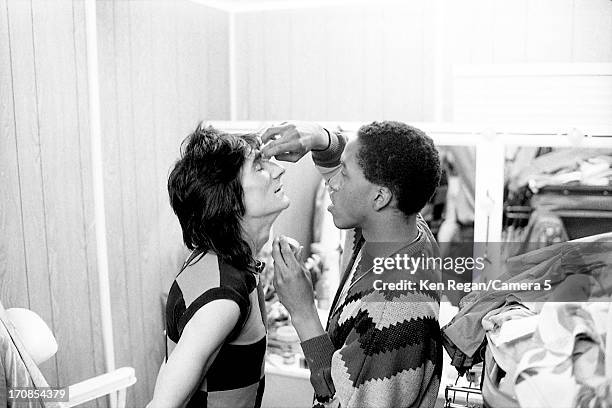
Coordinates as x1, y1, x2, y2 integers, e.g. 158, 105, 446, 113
327, 258, 442, 396
309, 219, 442, 408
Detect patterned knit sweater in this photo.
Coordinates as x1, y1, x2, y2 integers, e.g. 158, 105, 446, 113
300, 130, 443, 408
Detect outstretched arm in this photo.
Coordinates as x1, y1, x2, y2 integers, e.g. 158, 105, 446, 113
261, 122, 347, 183
261, 122, 330, 162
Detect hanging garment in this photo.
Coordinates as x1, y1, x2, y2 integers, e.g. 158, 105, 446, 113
502, 209, 569, 260
443, 239, 612, 361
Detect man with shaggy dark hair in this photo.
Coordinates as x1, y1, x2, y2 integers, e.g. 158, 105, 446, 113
262, 121, 443, 408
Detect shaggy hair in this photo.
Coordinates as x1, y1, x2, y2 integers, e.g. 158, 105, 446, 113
167, 123, 260, 272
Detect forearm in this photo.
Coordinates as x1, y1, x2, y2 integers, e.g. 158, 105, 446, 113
290, 304, 337, 402
301, 332, 337, 404
150, 372, 189, 408
147, 358, 200, 408
290, 303, 325, 341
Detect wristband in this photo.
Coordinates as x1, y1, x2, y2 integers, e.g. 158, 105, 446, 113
312, 128, 331, 152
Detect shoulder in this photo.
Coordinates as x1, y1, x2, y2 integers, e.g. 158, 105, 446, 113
166, 253, 254, 341
174, 253, 255, 306
217, 258, 257, 297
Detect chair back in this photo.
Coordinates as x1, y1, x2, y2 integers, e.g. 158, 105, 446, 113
0, 300, 64, 408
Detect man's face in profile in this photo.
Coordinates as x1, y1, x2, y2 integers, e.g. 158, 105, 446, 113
327, 138, 377, 230
241, 148, 290, 218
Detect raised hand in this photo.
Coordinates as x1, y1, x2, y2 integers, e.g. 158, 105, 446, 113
271, 235, 314, 314
261, 122, 329, 162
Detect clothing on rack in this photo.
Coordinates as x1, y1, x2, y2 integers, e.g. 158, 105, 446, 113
442, 239, 612, 360
526, 155, 612, 192
506, 148, 612, 193
502, 209, 569, 259
503, 148, 612, 249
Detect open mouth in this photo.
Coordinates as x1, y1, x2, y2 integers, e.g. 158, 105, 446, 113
327, 195, 335, 211
274, 185, 283, 193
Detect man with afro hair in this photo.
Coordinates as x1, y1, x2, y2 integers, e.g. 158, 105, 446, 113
263, 121, 443, 408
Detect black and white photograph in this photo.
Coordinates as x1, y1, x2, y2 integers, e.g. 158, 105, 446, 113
1, 0, 611, 407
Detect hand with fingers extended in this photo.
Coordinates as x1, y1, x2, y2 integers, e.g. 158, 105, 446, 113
261, 122, 330, 162
271, 235, 316, 315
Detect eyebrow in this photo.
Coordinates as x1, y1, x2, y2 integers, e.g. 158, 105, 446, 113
251, 149, 269, 168
252, 149, 263, 163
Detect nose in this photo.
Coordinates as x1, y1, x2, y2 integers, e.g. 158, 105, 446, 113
268, 161, 285, 179
326, 171, 343, 193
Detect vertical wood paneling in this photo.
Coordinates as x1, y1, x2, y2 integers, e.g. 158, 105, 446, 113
194, 6, 212, 120
233, 0, 612, 121
234, 11, 251, 119
31, 0, 99, 401
526, 0, 574, 62
72, 2, 105, 405
170, 0, 196, 280
290, 8, 327, 120
263, 10, 292, 119
0, 0, 28, 310
447, 0, 496, 64
129, 1, 161, 398
234, 12, 251, 120
444, 0, 481, 120
3, 1, 231, 407
242, 12, 267, 120
4, 0, 59, 386
207, 8, 230, 119
112, 1, 149, 405
326, 6, 363, 120
445, 0, 473, 66
421, 0, 437, 121
361, 4, 384, 120
492, 0, 528, 63
382, 0, 425, 120
151, 0, 180, 341
468, 0, 495, 63
409, 0, 427, 121
572, 0, 612, 62
95, 1, 130, 407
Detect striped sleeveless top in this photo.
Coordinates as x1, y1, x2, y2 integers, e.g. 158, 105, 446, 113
165, 251, 267, 408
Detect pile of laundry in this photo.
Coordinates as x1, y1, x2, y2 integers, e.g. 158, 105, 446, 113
442, 235, 612, 408
502, 149, 612, 258
506, 148, 612, 194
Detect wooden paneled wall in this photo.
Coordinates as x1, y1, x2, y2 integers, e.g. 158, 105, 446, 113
1, 2, 104, 406
233, 1, 437, 121
233, 0, 612, 121
2, 1, 611, 407
0, 1, 229, 407
96, 1, 230, 406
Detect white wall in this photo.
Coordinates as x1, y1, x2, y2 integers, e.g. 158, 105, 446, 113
229, 0, 612, 122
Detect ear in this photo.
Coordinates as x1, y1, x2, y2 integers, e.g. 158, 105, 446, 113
372, 186, 393, 211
